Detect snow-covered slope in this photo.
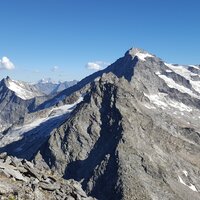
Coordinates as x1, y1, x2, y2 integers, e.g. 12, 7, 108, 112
0, 76, 49, 133
165, 63, 200, 94
129, 48, 154, 61
0, 96, 83, 159
5, 76, 44, 100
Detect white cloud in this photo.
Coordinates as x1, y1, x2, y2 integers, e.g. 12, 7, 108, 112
86, 61, 110, 71
0, 56, 15, 70
86, 62, 102, 70
51, 66, 59, 72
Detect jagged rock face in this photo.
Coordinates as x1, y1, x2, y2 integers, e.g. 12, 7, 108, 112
0, 77, 48, 132
0, 153, 96, 200
34, 49, 200, 200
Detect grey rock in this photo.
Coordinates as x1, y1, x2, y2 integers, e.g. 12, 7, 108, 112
0, 182, 14, 194
4, 155, 12, 164
34, 187, 46, 200
0, 155, 95, 199
0, 152, 7, 159
0, 162, 28, 182
39, 181, 60, 191
10, 156, 23, 167
73, 184, 88, 198
65, 196, 76, 200
23, 164, 41, 180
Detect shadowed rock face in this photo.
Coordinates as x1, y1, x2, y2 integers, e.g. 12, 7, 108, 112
63, 81, 124, 200
1, 48, 200, 200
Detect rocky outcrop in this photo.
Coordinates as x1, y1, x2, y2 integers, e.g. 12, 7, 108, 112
0, 153, 95, 200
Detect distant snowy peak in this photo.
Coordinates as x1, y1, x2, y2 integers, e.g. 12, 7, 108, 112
4, 76, 43, 100
128, 48, 154, 61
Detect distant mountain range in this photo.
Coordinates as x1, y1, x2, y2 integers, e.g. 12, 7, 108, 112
0, 48, 200, 200
34, 78, 78, 95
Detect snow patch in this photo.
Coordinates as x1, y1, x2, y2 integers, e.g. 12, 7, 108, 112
129, 49, 154, 61
50, 96, 83, 117
178, 176, 198, 192
155, 71, 161, 75
144, 93, 168, 109
135, 52, 154, 61
190, 80, 200, 94
168, 100, 193, 112
183, 170, 188, 176
0, 96, 84, 148
144, 93, 193, 112
7, 79, 40, 100
165, 63, 200, 94
157, 74, 199, 98
143, 104, 156, 109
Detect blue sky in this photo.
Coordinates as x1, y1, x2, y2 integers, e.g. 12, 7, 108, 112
0, 0, 200, 82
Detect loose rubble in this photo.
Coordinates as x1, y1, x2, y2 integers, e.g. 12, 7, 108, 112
0, 152, 96, 200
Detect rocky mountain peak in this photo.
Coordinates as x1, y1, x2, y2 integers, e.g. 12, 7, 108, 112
5, 76, 11, 81
1, 76, 11, 86
125, 47, 155, 61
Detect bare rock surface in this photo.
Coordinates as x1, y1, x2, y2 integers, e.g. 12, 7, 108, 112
0, 153, 96, 200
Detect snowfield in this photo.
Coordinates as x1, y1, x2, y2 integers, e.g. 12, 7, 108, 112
0, 96, 83, 148
7, 79, 42, 100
